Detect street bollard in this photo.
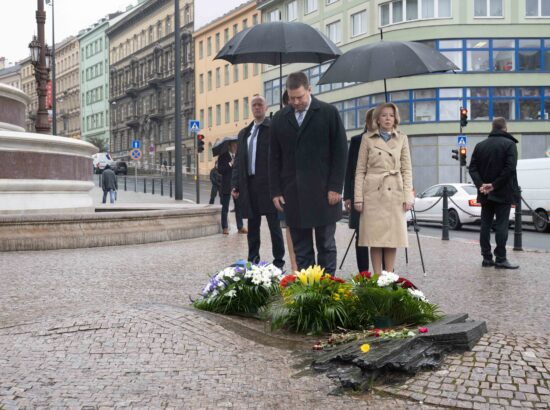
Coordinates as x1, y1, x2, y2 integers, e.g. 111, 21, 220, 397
144, 177, 147, 194
134, 176, 137, 192
152, 179, 155, 195
513, 187, 523, 251
170, 179, 173, 198
99, 174, 102, 188
124, 176, 127, 191
442, 186, 449, 241
161, 178, 164, 196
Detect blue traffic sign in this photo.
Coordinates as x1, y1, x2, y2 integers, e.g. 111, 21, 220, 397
132, 140, 140, 149
188, 120, 201, 131
457, 135, 467, 146
130, 148, 142, 160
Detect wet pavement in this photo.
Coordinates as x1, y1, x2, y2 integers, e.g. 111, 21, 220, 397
1, 190, 549, 408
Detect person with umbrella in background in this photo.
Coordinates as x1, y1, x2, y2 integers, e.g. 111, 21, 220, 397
218, 141, 245, 235
343, 107, 375, 273
209, 160, 220, 205
269, 72, 348, 276
354, 103, 414, 276
231, 95, 285, 269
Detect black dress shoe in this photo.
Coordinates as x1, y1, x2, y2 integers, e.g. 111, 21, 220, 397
495, 260, 519, 269
482, 259, 495, 267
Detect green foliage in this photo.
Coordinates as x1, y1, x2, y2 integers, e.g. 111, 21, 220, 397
194, 283, 278, 314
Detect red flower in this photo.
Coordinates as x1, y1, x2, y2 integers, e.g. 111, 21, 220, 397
355, 271, 372, 280
396, 277, 417, 289
331, 276, 347, 283
280, 274, 297, 288
373, 328, 382, 337
418, 327, 429, 334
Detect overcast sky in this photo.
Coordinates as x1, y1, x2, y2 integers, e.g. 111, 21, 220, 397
0, 0, 246, 64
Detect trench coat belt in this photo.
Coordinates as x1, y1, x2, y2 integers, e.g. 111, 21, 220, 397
376, 169, 400, 190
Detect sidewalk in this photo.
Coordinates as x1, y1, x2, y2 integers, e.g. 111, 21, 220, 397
1, 223, 549, 408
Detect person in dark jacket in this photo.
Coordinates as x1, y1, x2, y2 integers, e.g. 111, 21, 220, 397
231, 95, 285, 268
101, 165, 118, 204
218, 141, 245, 235
469, 117, 519, 269
343, 107, 375, 272
269, 72, 348, 275
209, 161, 220, 205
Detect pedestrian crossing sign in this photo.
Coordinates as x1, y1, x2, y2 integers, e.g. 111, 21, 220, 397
457, 135, 467, 146
188, 120, 200, 132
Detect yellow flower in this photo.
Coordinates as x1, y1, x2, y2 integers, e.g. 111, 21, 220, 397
360, 343, 371, 353
332, 293, 341, 301
296, 265, 325, 286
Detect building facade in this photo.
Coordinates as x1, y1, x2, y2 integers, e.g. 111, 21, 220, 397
55, 36, 81, 139
78, 12, 124, 150
107, 0, 195, 171
257, 0, 550, 192
194, 0, 263, 176
0, 64, 22, 90
19, 57, 38, 132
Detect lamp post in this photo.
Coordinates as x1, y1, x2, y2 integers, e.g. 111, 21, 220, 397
174, 0, 183, 200
46, 0, 56, 135
29, 0, 51, 134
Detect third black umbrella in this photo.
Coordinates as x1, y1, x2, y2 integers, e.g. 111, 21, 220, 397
318, 40, 458, 101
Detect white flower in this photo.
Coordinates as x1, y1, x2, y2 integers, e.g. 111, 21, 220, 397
225, 289, 237, 298
407, 288, 427, 302
377, 271, 399, 287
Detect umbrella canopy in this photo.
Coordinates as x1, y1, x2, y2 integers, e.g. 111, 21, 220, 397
212, 135, 238, 157
318, 40, 458, 100
214, 21, 341, 65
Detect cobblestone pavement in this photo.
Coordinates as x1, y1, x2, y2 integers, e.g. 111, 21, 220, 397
1, 201, 550, 408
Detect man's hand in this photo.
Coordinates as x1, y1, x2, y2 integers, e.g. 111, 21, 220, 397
344, 199, 352, 212
480, 183, 494, 194
328, 191, 341, 206
231, 189, 239, 199
273, 195, 285, 212
354, 202, 363, 213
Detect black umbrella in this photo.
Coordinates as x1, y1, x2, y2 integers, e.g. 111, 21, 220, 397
215, 21, 341, 107
318, 40, 458, 101
212, 135, 238, 157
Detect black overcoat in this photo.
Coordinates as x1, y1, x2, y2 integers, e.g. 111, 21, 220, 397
269, 96, 348, 229
469, 130, 519, 205
231, 118, 277, 219
217, 152, 234, 195
343, 134, 363, 230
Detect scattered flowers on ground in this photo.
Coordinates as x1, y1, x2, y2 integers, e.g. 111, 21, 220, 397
360, 343, 371, 353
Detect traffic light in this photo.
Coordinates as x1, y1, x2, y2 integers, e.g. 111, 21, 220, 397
460, 107, 468, 127
459, 146, 467, 166
197, 134, 205, 153
452, 149, 459, 161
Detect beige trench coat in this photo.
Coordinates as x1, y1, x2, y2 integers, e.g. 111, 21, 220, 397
354, 129, 413, 248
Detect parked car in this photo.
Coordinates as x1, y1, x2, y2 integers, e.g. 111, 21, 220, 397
92, 153, 116, 174
516, 158, 550, 232
115, 161, 128, 175
413, 183, 482, 230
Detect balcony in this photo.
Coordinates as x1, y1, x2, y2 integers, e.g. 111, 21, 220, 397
126, 82, 139, 98
149, 107, 165, 122
148, 73, 163, 88
126, 115, 140, 128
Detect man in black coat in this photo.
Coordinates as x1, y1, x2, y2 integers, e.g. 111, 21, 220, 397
101, 165, 118, 204
231, 95, 285, 268
218, 141, 245, 235
209, 161, 220, 204
269, 72, 348, 275
469, 117, 519, 269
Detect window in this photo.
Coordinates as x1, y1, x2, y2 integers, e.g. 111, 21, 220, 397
253, 14, 258, 25
474, 0, 503, 17
215, 68, 221, 88
326, 21, 341, 43
207, 71, 212, 91
215, 33, 220, 52
234, 99, 239, 121
207, 37, 212, 56
224, 28, 229, 44
351, 10, 367, 37
305, 0, 318, 14
199, 41, 203, 59
380, 0, 451, 26
233, 24, 238, 36
269, 9, 281, 22
519, 39, 542, 71
200, 109, 204, 126
243, 63, 249, 79
243, 97, 249, 119
253, 63, 259, 75
243, 19, 248, 29
208, 106, 213, 127
233, 65, 239, 82
526, 0, 550, 16
224, 64, 230, 85
287, 1, 298, 21
225, 102, 230, 123
327, 0, 338, 4
466, 39, 490, 71
166, 16, 172, 33
216, 104, 221, 126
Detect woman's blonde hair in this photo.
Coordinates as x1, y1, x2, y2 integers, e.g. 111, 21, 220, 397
364, 107, 375, 132
372, 102, 401, 130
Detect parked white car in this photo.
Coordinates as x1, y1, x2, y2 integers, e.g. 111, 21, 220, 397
92, 153, 116, 174
412, 183, 482, 230
516, 158, 550, 232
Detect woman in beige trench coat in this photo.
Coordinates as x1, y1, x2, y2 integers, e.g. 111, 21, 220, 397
354, 103, 414, 275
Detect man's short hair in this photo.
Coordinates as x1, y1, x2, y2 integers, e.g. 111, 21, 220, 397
286, 72, 309, 90
492, 117, 507, 132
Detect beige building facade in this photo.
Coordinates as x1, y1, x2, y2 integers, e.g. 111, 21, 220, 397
0, 64, 22, 90
194, 0, 262, 176
55, 36, 81, 139
19, 57, 38, 132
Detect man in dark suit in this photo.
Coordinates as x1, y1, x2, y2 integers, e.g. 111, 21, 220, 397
343, 107, 374, 272
231, 95, 285, 268
469, 117, 519, 269
218, 141, 245, 235
269, 72, 348, 275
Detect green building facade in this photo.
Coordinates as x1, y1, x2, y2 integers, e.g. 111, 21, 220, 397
257, 0, 550, 191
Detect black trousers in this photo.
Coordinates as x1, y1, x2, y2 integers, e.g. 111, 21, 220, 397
247, 178, 285, 268
290, 223, 337, 275
480, 200, 511, 263
209, 184, 219, 204
221, 194, 243, 230
354, 228, 370, 272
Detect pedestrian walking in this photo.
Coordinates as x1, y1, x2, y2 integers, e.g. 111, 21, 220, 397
218, 141, 245, 235
231, 95, 285, 268
469, 117, 519, 269
101, 165, 118, 204
354, 103, 414, 275
269, 72, 348, 275
209, 161, 220, 205
343, 107, 375, 272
